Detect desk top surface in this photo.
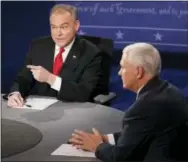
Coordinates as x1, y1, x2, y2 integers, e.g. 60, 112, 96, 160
2, 96, 124, 162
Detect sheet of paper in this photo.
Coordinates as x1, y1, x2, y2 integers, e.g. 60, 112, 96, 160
51, 144, 95, 157
15, 97, 58, 110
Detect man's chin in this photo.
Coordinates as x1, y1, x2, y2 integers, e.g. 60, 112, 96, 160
123, 84, 127, 89
55, 41, 66, 47
123, 84, 130, 90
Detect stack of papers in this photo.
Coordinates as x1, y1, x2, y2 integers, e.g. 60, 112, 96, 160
14, 97, 58, 110
51, 144, 95, 157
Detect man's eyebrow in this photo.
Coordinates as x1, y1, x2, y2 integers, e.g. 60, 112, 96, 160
50, 23, 69, 26
61, 23, 69, 26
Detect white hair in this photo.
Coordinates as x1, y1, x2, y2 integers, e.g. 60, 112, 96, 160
122, 42, 161, 76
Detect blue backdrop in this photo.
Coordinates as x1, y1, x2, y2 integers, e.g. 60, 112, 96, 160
1, 1, 188, 94
58, 1, 188, 53
2, 1, 55, 93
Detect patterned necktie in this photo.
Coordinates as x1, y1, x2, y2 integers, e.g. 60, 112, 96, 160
53, 47, 64, 75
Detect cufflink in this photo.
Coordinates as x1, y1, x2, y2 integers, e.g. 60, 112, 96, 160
73, 55, 76, 59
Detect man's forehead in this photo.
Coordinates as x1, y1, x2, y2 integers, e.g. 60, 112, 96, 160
121, 52, 128, 62
120, 58, 126, 66
50, 11, 73, 21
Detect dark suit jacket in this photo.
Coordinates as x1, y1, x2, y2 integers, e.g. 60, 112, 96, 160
10, 36, 104, 102
96, 76, 188, 162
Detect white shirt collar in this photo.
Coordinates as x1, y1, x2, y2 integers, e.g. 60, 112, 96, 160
137, 85, 144, 94
136, 84, 145, 100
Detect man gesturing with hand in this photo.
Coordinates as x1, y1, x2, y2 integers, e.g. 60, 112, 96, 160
8, 4, 104, 107
69, 128, 109, 152
68, 43, 188, 162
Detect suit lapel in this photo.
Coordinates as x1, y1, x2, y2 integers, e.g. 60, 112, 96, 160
59, 36, 82, 74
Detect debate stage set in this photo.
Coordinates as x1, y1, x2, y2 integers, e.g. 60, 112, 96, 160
1, 1, 188, 161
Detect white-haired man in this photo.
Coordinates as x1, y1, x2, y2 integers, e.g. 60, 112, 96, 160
69, 43, 188, 161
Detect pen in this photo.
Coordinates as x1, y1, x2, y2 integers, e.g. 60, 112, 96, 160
25, 104, 32, 108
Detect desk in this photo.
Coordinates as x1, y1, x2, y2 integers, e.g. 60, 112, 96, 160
2, 96, 124, 162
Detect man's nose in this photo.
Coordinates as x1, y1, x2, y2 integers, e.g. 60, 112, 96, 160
57, 28, 63, 35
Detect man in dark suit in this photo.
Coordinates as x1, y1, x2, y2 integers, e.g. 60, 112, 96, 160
8, 4, 103, 107
69, 43, 188, 161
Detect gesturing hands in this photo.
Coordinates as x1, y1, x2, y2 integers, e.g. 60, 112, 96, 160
69, 128, 108, 152
27, 65, 56, 85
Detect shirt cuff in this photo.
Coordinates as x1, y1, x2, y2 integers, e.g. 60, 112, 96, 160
8, 91, 21, 98
51, 76, 62, 91
107, 134, 115, 145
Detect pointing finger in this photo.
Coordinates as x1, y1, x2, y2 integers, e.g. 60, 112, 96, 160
27, 65, 39, 70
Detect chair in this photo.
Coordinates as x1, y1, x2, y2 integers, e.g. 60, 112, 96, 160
81, 35, 116, 105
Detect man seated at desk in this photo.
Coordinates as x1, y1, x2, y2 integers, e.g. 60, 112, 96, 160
69, 43, 188, 161
8, 4, 104, 108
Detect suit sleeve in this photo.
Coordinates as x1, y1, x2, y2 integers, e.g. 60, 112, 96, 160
57, 52, 102, 102
95, 104, 156, 162
10, 43, 35, 98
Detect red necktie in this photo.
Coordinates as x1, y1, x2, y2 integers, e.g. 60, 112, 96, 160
53, 47, 64, 75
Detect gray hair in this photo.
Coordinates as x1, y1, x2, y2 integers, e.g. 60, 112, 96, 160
123, 43, 161, 76
50, 4, 78, 20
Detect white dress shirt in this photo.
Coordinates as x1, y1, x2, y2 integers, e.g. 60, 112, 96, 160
51, 38, 75, 91
136, 84, 145, 100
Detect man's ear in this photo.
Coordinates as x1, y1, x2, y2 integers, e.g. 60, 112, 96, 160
75, 20, 80, 32
136, 66, 144, 79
